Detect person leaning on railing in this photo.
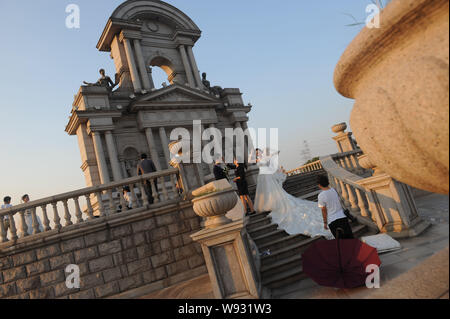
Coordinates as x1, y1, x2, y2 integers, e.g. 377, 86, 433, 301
1, 196, 12, 233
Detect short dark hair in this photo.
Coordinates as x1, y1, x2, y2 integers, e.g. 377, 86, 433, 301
141, 154, 148, 160
317, 175, 330, 187
3, 196, 11, 203
22, 194, 29, 201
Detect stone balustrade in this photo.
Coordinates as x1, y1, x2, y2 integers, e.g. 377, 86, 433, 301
331, 149, 368, 176
320, 152, 430, 238
0, 168, 183, 245
320, 154, 379, 231
286, 160, 324, 177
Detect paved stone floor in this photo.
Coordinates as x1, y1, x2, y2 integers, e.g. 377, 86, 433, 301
140, 193, 449, 299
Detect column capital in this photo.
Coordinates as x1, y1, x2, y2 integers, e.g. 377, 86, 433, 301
119, 30, 142, 42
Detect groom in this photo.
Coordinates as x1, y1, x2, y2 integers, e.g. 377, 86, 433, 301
317, 175, 354, 239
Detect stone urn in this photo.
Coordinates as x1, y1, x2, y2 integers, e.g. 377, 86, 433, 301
192, 189, 237, 229
334, 0, 449, 194
191, 180, 238, 229
331, 122, 348, 135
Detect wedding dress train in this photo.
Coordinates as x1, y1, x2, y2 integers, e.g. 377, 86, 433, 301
254, 151, 333, 239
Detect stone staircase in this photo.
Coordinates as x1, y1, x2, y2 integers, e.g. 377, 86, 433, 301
246, 211, 373, 291
282, 170, 326, 201
245, 169, 377, 292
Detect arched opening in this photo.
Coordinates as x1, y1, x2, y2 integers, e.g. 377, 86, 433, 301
149, 56, 176, 88
151, 67, 171, 89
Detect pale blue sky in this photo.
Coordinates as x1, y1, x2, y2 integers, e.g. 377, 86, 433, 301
0, 0, 370, 204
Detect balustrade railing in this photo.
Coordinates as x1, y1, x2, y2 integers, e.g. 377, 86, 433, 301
320, 154, 379, 230
0, 168, 184, 244
286, 160, 324, 177
331, 149, 367, 175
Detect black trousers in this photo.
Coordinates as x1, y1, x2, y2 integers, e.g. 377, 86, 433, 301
329, 218, 354, 239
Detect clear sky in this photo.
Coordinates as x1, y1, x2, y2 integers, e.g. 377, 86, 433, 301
0, 0, 370, 204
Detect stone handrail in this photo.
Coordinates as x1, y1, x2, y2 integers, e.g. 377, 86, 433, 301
286, 160, 323, 177
320, 154, 378, 229
0, 168, 183, 244
331, 149, 366, 174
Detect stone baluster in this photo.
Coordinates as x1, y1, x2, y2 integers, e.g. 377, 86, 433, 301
95, 192, 106, 217
170, 174, 178, 199
345, 184, 359, 212
151, 178, 160, 204
334, 177, 341, 194
160, 177, 169, 201
18, 211, 28, 237
119, 191, 128, 212
62, 200, 73, 227
0, 217, 7, 242
52, 202, 62, 229
355, 188, 369, 218
107, 189, 115, 214
85, 195, 95, 220
41, 205, 51, 231
339, 180, 350, 207
139, 182, 150, 206
345, 156, 354, 171
129, 186, 139, 208
31, 207, 42, 234
73, 197, 83, 224
8, 214, 18, 241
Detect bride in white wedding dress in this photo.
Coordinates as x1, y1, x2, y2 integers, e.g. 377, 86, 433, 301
254, 148, 333, 239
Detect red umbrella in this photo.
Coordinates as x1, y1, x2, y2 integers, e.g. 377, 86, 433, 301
302, 232, 381, 289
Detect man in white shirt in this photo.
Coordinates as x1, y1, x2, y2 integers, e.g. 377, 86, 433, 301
317, 176, 354, 239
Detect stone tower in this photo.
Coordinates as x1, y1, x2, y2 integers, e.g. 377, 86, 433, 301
66, 0, 253, 187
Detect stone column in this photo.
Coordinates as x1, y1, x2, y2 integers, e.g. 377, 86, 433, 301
178, 45, 195, 88
92, 132, 111, 184
104, 131, 122, 181
122, 37, 142, 93
145, 128, 162, 171
186, 45, 203, 89
159, 127, 171, 168
133, 39, 152, 91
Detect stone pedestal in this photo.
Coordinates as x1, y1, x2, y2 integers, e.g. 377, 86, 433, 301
332, 122, 357, 153
357, 173, 431, 238
191, 220, 260, 299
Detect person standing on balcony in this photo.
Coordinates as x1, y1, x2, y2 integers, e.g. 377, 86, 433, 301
1, 196, 12, 233
317, 176, 354, 239
137, 154, 158, 204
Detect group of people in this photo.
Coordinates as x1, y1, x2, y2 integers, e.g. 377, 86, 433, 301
1, 194, 44, 235
214, 148, 354, 240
